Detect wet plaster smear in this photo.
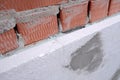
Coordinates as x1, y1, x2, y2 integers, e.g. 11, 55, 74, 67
111, 68, 120, 80
0, 22, 120, 80
67, 33, 103, 72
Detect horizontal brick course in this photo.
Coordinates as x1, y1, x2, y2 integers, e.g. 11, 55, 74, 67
0, 0, 68, 11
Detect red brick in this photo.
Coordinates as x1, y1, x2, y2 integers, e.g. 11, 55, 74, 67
31, 0, 68, 9
0, 10, 18, 55
89, 0, 110, 23
60, 0, 88, 32
108, 0, 120, 16
0, 29, 18, 55
16, 6, 59, 45
0, 0, 68, 11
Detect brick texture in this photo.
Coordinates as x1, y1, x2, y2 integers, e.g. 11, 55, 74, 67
17, 15, 58, 45
31, 0, 68, 9
0, 29, 18, 55
89, 0, 110, 23
0, 0, 68, 11
108, 0, 120, 16
60, 0, 88, 32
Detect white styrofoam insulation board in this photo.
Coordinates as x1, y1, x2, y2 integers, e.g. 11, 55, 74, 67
0, 13, 120, 80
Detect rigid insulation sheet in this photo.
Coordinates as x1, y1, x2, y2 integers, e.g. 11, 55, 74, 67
0, 14, 120, 80
89, 0, 109, 23
108, 0, 120, 16
60, 0, 88, 32
16, 6, 59, 45
0, 0, 68, 11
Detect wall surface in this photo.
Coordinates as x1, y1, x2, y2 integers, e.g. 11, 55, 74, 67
0, 14, 120, 80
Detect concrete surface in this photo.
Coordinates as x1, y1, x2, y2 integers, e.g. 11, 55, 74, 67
0, 14, 120, 80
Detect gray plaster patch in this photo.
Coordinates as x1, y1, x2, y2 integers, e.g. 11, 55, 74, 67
111, 68, 120, 80
67, 33, 103, 72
